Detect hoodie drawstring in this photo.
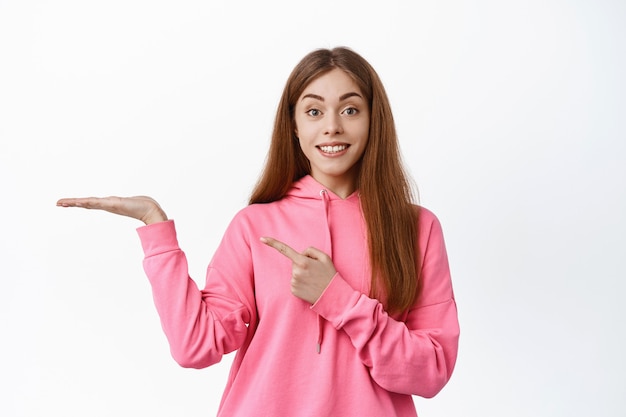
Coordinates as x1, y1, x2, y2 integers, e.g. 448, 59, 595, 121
316, 189, 332, 354
319, 189, 332, 252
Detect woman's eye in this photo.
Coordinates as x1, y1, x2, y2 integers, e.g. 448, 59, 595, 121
306, 109, 321, 117
343, 107, 358, 116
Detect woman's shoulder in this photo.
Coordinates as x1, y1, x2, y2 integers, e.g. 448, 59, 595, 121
231, 200, 284, 222
414, 204, 447, 240
415, 204, 440, 225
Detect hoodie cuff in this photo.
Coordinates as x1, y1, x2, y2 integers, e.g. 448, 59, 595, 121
311, 273, 362, 328
136, 219, 180, 257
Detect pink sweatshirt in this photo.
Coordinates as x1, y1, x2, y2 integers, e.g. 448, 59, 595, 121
137, 175, 459, 417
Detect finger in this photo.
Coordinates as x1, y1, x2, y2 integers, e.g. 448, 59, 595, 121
56, 197, 102, 208
57, 196, 122, 212
260, 237, 302, 262
301, 246, 328, 261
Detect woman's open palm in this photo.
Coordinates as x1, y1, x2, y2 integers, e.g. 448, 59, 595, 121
56, 196, 167, 225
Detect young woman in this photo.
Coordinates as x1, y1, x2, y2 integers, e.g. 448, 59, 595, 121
57, 47, 459, 417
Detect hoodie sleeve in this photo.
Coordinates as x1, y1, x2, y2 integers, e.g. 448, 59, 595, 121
311, 209, 459, 398
137, 219, 255, 369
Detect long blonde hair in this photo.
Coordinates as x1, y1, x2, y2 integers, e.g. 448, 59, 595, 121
250, 47, 420, 313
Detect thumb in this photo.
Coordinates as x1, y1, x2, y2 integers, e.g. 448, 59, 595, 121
301, 246, 329, 261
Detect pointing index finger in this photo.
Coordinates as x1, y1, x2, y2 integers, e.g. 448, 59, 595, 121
260, 237, 301, 262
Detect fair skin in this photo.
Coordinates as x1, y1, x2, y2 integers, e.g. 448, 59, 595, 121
294, 68, 370, 199
57, 68, 370, 305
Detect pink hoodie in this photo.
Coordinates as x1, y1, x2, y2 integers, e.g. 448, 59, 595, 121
137, 175, 459, 416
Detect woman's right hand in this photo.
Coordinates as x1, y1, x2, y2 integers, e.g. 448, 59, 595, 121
56, 196, 168, 225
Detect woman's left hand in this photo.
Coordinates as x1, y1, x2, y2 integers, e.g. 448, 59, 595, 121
260, 237, 336, 304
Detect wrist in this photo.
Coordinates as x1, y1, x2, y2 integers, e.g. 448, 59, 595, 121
142, 209, 168, 225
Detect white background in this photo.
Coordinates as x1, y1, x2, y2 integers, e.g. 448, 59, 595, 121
1, 1, 625, 416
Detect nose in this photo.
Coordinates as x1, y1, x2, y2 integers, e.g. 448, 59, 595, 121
324, 113, 344, 135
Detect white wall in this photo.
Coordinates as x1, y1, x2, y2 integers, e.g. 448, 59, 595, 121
1, 1, 624, 416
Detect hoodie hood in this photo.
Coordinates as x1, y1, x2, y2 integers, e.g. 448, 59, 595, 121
285, 175, 360, 202
284, 175, 362, 260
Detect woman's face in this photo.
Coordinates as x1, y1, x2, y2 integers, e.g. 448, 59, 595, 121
294, 68, 370, 198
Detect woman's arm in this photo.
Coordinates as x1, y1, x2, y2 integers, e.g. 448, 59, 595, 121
56, 196, 255, 368
139, 220, 254, 368
310, 210, 459, 398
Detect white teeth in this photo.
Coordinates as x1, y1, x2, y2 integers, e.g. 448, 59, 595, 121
319, 145, 347, 153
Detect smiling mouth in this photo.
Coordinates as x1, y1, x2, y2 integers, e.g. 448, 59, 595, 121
318, 144, 349, 154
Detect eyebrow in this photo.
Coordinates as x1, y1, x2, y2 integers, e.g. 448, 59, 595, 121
301, 92, 363, 102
